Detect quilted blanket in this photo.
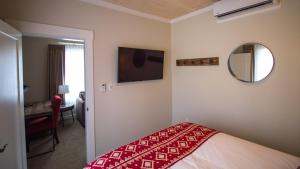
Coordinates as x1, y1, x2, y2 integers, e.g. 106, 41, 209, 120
85, 122, 218, 169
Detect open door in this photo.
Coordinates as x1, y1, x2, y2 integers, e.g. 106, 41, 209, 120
0, 20, 26, 169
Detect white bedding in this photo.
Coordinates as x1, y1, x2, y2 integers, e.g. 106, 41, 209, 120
171, 133, 300, 169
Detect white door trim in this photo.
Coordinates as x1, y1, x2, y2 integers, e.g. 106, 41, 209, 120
6, 19, 96, 164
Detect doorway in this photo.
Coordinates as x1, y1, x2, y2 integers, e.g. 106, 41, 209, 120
1, 19, 95, 169
23, 36, 86, 168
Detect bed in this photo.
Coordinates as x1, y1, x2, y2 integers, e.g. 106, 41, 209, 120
85, 122, 300, 169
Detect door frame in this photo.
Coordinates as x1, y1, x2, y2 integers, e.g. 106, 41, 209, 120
6, 19, 96, 165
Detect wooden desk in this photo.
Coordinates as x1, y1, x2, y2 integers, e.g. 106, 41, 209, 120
24, 101, 52, 120
25, 102, 75, 127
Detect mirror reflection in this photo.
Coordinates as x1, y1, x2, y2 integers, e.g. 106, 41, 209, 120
228, 43, 274, 82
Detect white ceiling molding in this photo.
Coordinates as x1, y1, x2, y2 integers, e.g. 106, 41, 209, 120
79, 0, 281, 24
80, 0, 170, 23
170, 5, 213, 24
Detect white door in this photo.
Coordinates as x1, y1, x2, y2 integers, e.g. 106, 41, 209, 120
0, 20, 26, 169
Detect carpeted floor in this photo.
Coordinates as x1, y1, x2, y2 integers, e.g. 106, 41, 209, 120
27, 119, 86, 169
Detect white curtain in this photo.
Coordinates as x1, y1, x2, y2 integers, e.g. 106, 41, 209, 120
64, 44, 85, 105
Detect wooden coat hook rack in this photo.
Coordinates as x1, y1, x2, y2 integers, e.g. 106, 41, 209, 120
176, 57, 219, 66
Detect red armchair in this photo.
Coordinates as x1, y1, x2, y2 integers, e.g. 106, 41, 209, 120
26, 95, 62, 157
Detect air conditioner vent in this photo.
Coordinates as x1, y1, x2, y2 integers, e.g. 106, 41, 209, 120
214, 0, 274, 18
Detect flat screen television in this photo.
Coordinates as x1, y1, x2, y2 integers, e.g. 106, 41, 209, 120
118, 47, 164, 83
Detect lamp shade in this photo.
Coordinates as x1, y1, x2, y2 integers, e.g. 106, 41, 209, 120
58, 85, 69, 94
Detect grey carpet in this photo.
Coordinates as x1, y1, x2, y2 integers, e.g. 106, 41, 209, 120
27, 119, 86, 169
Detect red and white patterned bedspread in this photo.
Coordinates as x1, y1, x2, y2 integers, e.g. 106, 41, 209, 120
85, 122, 218, 169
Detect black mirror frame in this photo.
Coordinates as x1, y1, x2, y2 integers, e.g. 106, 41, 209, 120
228, 43, 275, 83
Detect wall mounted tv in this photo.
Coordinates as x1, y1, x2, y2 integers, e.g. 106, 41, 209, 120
118, 47, 164, 83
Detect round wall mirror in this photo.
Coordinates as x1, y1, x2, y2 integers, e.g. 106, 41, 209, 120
228, 43, 274, 83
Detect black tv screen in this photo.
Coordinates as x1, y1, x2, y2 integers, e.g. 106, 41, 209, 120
118, 47, 164, 83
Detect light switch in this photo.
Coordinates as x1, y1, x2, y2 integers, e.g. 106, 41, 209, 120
107, 84, 113, 91
100, 84, 106, 92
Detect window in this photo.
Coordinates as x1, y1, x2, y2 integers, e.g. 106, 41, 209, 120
64, 44, 85, 104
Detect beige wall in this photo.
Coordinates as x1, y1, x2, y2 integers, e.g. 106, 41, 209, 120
171, 0, 300, 156
1, 0, 299, 160
22, 36, 62, 103
0, 0, 171, 155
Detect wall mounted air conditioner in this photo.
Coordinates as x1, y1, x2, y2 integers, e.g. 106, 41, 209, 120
213, 0, 275, 18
